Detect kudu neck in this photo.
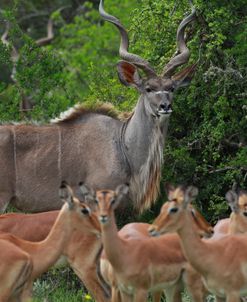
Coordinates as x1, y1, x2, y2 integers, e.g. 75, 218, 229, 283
124, 95, 169, 170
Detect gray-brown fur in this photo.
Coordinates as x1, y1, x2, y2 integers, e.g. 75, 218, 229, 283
0, 94, 170, 213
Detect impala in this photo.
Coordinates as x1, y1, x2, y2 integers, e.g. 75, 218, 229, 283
0, 211, 110, 302
0, 0, 196, 214
0, 210, 110, 301
0, 239, 32, 302
149, 185, 247, 302
80, 184, 213, 302
0, 182, 101, 301
213, 189, 247, 238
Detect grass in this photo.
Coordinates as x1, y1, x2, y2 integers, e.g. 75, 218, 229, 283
31, 267, 217, 302
32, 267, 93, 302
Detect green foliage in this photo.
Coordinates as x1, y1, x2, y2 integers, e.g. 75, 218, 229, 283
33, 267, 87, 302
130, 0, 247, 222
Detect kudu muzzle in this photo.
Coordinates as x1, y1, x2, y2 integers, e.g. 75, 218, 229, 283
155, 91, 172, 115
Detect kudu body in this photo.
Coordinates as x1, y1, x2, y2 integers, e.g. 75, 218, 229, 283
0, 0, 196, 213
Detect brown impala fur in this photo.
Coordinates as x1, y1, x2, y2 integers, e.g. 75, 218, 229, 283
0, 239, 32, 302
80, 184, 213, 302
0, 182, 101, 301
0, 0, 196, 214
149, 185, 247, 302
0, 210, 110, 302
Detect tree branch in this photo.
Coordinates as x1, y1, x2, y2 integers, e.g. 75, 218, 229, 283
209, 166, 247, 174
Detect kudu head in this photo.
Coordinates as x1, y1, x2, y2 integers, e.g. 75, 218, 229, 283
79, 183, 129, 225
148, 184, 213, 237
99, 0, 196, 119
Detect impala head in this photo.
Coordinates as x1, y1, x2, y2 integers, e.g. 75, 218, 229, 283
79, 183, 129, 225
99, 0, 197, 120
226, 190, 247, 217
149, 184, 209, 237
59, 181, 101, 235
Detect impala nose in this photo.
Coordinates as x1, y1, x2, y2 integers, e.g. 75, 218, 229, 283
244, 212, 247, 217
99, 215, 109, 224
148, 227, 160, 237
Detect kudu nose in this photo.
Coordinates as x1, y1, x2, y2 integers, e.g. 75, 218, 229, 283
158, 102, 172, 114
160, 103, 169, 110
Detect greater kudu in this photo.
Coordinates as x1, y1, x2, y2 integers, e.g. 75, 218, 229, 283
0, 0, 196, 213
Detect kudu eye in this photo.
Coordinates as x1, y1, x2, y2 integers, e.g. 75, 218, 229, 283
146, 87, 152, 93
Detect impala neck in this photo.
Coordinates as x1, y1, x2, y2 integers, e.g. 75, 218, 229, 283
124, 96, 169, 170
177, 210, 211, 275
229, 213, 247, 234
101, 212, 126, 271
29, 204, 72, 278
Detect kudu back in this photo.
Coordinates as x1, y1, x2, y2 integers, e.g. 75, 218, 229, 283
0, 0, 197, 213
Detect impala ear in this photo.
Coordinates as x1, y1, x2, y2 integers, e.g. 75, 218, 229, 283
172, 63, 197, 89
79, 182, 96, 203
117, 61, 142, 88
184, 186, 198, 208
225, 190, 239, 213
59, 181, 74, 209
164, 183, 176, 201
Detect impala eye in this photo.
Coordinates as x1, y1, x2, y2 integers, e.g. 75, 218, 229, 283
81, 207, 90, 215
111, 199, 115, 205
169, 207, 178, 214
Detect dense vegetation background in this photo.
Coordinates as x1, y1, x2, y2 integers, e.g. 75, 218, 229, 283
0, 0, 246, 300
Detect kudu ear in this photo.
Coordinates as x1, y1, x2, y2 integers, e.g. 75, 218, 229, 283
117, 61, 142, 89
172, 63, 197, 89
184, 186, 198, 208
59, 181, 74, 209
79, 182, 96, 203
225, 190, 239, 213
115, 183, 129, 197
115, 183, 129, 205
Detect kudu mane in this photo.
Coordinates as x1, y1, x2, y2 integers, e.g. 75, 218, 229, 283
130, 128, 164, 211
51, 103, 120, 124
